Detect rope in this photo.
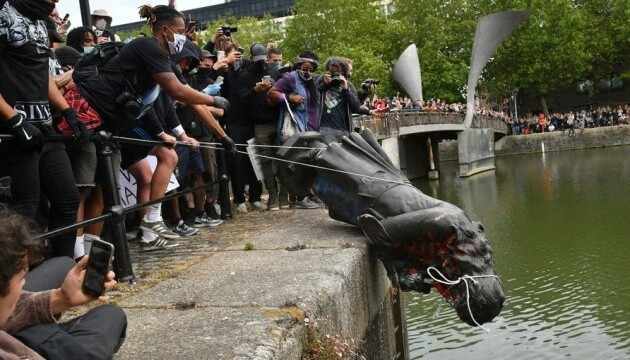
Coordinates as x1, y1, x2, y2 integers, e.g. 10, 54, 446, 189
426, 266, 499, 332
112, 136, 410, 186
101, 135, 325, 151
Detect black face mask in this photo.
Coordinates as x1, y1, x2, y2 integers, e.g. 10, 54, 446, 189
9, 0, 55, 21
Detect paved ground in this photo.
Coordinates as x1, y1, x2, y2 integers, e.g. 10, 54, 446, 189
97, 207, 384, 360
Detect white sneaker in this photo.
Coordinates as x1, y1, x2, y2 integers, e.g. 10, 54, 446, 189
140, 237, 179, 252
235, 203, 248, 214
141, 220, 181, 240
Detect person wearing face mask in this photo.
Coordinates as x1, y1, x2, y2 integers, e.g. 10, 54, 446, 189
90, 9, 117, 44
73, 4, 233, 251
0, 0, 83, 258
66, 26, 96, 54
268, 51, 322, 210
268, 51, 322, 136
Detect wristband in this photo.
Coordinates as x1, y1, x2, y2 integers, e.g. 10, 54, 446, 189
172, 125, 185, 137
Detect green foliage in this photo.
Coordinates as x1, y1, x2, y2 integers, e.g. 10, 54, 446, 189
114, 0, 628, 100
282, 0, 394, 95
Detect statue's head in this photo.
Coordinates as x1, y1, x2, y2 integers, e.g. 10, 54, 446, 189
359, 208, 505, 326
424, 221, 505, 326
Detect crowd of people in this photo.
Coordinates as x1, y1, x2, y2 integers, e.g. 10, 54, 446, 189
507, 104, 630, 135
0, 2, 379, 358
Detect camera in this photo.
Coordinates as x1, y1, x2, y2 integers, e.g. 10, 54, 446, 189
220, 25, 238, 37
330, 73, 343, 87
362, 79, 380, 88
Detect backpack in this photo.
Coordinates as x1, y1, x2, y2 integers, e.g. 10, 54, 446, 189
72, 42, 140, 135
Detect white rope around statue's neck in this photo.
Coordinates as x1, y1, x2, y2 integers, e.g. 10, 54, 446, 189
426, 266, 499, 332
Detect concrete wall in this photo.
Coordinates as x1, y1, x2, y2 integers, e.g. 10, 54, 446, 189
439, 125, 630, 162
115, 212, 401, 360
495, 125, 630, 156
458, 129, 496, 177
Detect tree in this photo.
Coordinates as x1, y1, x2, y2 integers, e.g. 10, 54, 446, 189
282, 0, 393, 94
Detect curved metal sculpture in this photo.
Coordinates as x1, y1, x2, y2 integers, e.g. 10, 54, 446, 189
278, 130, 505, 326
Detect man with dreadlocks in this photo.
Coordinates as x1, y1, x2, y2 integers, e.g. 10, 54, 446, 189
74, 4, 234, 251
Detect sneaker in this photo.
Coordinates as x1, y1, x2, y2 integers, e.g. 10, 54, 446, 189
172, 220, 199, 237
267, 193, 280, 211
140, 237, 179, 252
193, 213, 224, 228
251, 201, 264, 211
235, 202, 248, 214
294, 197, 320, 209
140, 220, 181, 240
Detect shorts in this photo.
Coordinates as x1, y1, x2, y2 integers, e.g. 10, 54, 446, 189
176, 145, 205, 179
120, 127, 154, 170
66, 141, 97, 188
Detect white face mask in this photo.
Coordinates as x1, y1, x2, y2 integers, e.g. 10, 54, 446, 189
83, 46, 95, 54
94, 19, 107, 31
168, 33, 187, 55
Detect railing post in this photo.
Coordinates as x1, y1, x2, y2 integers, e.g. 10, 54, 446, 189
96, 136, 135, 283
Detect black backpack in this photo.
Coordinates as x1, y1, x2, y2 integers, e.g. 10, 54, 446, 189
73, 42, 141, 135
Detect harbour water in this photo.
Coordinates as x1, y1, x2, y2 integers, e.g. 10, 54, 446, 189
407, 146, 630, 359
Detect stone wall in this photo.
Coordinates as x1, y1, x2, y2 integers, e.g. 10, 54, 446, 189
494, 125, 630, 156
439, 125, 630, 162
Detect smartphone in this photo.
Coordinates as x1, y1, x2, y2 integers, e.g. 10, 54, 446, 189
262, 75, 273, 83
82, 239, 114, 297
217, 50, 226, 62
62, 13, 70, 22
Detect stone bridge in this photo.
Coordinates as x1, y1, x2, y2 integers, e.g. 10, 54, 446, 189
353, 111, 508, 179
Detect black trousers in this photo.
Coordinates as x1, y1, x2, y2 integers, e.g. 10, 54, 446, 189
15, 305, 127, 360
24, 257, 75, 292
0, 141, 79, 258
18, 257, 127, 360
227, 125, 262, 204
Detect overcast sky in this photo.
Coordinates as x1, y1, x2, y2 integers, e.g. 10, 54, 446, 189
56, 0, 224, 27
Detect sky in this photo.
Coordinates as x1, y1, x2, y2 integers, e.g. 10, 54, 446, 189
56, 0, 224, 28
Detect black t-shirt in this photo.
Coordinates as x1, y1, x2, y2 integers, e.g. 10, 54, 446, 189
0, 2, 51, 125
321, 89, 348, 131
117, 37, 173, 96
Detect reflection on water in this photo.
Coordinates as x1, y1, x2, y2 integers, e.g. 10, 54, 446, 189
407, 146, 630, 360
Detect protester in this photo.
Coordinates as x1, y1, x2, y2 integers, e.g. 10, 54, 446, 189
74, 4, 233, 250
268, 51, 322, 209
0, 212, 126, 360
318, 57, 371, 140
221, 43, 263, 213
90, 9, 117, 44
66, 26, 96, 54
239, 44, 286, 210
0, 0, 83, 259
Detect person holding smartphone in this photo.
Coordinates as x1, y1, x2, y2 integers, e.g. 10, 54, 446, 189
0, 212, 126, 360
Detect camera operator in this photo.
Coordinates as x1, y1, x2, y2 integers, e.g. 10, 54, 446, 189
0, 0, 83, 259
319, 57, 372, 140
0, 211, 126, 360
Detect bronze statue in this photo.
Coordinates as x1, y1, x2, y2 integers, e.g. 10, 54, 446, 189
278, 130, 505, 326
